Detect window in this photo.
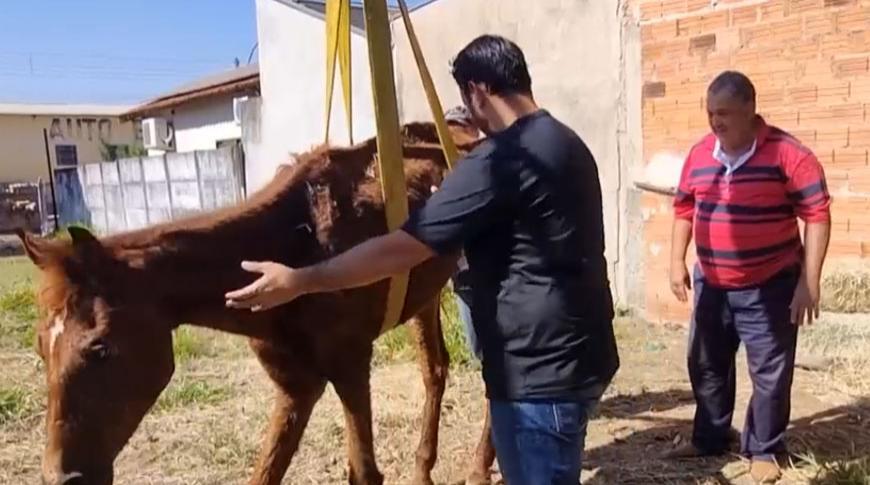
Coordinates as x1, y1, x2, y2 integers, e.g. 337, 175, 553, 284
55, 144, 78, 167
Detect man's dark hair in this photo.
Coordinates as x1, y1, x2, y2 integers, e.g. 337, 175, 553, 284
450, 35, 532, 97
708, 70, 756, 104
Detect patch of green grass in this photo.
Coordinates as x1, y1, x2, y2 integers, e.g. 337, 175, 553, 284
440, 290, 473, 367
372, 289, 474, 368
0, 284, 38, 322
0, 257, 37, 292
0, 284, 38, 349
155, 379, 231, 412
0, 386, 38, 425
172, 327, 213, 363
373, 325, 413, 366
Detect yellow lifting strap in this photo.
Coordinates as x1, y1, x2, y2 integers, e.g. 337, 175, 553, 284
396, 0, 460, 169
324, 0, 353, 144
324, 0, 461, 334
361, 0, 410, 334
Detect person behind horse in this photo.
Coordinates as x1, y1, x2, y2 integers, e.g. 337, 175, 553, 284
225, 34, 620, 484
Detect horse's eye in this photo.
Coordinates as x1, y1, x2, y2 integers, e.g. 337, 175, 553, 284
85, 340, 111, 361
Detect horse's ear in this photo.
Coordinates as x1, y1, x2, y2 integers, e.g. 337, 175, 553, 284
16, 228, 57, 268
68, 226, 99, 248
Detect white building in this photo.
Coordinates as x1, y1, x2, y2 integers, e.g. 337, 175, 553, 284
121, 64, 260, 156
243, 0, 388, 192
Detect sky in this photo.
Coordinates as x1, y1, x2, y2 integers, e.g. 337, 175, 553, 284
0, 0, 430, 106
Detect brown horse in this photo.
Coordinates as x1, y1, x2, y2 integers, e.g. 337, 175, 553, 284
19, 121, 496, 485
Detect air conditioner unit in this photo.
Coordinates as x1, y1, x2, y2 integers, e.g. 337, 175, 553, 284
141, 117, 174, 151
232, 96, 249, 126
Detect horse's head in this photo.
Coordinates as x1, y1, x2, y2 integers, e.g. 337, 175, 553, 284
17, 227, 175, 485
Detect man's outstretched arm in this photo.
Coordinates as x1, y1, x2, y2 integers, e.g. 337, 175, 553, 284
225, 230, 434, 312
226, 147, 503, 313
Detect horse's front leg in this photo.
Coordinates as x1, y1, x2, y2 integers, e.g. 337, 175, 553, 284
247, 342, 326, 485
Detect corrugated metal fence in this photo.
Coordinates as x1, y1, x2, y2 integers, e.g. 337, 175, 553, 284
73, 145, 245, 234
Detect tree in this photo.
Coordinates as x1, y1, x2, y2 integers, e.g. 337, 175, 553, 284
99, 140, 148, 161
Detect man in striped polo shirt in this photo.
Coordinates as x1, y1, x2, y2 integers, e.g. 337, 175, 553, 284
667, 71, 831, 483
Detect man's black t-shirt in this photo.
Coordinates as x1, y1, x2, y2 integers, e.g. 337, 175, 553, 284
401, 110, 620, 401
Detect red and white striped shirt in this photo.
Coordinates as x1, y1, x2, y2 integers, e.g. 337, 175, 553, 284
674, 117, 831, 288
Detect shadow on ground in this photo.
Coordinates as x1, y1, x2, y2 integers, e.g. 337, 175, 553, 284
583, 392, 870, 484
593, 388, 696, 419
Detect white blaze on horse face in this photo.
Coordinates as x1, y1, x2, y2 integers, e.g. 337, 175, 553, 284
48, 315, 66, 355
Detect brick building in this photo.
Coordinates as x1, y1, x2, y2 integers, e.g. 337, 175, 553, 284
630, 0, 870, 322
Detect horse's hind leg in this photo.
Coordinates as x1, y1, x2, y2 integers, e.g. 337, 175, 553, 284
467, 400, 496, 485
408, 296, 449, 485
248, 344, 326, 485
331, 344, 384, 485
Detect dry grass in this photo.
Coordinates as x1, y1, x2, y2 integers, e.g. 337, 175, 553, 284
821, 265, 870, 314
798, 313, 870, 396
787, 452, 870, 484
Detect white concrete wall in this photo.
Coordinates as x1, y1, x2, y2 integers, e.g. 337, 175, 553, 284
173, 95, 242, 152
392, 0, 642, 303
249, 0, 377, 193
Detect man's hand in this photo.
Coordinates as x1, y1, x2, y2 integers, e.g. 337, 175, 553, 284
790, 274, 820, 326
225, 261, 306, 312
670, 262, 691, 303
669, 218, 693, 303
223, 231, 433, 316
792, 221, 829, 326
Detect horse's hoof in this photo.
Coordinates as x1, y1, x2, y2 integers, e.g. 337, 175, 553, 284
465, 471, 492, 485
410, 471, 435, 485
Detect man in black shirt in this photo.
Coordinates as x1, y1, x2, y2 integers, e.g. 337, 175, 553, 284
226, 35, 620, 484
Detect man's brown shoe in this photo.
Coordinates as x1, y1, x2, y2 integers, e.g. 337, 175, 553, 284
750, 459, 781, 484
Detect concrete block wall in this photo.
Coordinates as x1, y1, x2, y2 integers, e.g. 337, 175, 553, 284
629, 0, 870, 323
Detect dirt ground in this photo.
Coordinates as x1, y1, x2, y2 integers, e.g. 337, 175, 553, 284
2, 314, 869, 485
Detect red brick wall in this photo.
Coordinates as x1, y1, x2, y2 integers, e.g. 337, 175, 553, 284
632, 0, 870, 323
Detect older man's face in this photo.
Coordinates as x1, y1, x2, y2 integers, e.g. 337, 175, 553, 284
706, 90, 756, 151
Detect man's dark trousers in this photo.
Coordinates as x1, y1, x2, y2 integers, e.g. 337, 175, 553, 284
688, 264, 800, 462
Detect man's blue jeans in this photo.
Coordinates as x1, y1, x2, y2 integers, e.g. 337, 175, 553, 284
489, 392, 601, 484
